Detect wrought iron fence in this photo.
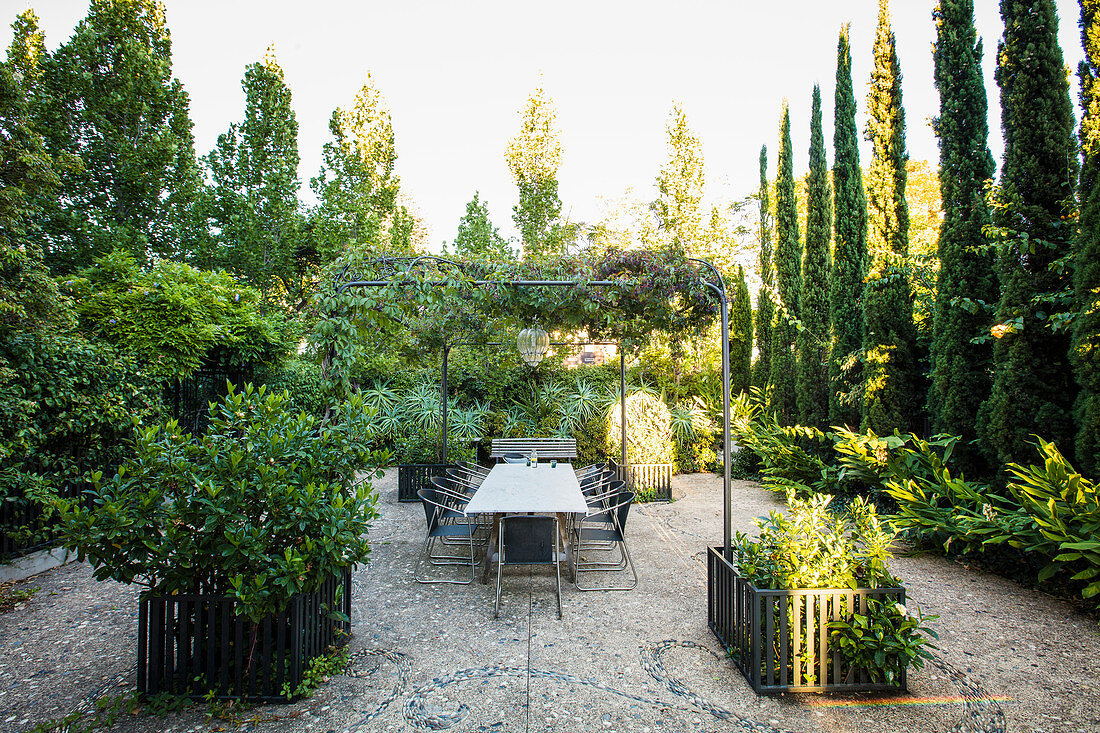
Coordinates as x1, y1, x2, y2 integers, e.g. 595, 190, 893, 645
707, 547, 906, 693
137, 569, 352, 702
165, 367, 248, 437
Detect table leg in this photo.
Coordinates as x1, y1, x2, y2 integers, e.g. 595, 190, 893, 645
480, 513, 502, 584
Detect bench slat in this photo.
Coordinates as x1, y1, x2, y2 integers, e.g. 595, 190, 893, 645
489, 438, 577, 459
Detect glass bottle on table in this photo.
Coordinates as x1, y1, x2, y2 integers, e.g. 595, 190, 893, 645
531, 449, 538, 467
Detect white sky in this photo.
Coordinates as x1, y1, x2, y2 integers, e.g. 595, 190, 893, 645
4, 0, 1086, 251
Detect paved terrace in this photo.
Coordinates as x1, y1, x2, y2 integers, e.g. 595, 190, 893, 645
0, 472, 1097, 733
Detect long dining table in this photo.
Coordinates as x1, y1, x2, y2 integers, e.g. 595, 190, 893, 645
463, 462, 590, 584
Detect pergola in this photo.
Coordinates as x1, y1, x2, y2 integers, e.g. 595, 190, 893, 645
333, 254, 736, 555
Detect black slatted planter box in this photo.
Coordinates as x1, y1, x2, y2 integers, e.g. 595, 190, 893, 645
137, 569, 352, 702
707, 547, 906, 693
609, 460, 673, 501
397, 464, 457, 502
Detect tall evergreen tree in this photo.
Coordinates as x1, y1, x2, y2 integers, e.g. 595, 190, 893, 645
38, 0, 202, 271
651, 104, 705, 255
1, 11, 68, 336
731, 265, 754, 396
310, 74, 414, 265
452, 192, 514, 261
797, 85, 832, 428
506, 86, 566, 258
980, 0, 1078, 465
1072, 0, 1100, 473
769, 105, 801, 424
861, 0, 918, 435
207, 51, 304, 305
829, 25, 868, 429
929, 0, 997, 472
752, 146, 774, 391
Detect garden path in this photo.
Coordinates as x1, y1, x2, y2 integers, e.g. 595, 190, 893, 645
0, 472, 1097, 733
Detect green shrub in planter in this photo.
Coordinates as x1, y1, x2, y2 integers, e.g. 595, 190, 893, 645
59, 384, 384, 622
723, 493, 937, 689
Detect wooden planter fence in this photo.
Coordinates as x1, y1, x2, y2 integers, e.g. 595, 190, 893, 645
610, 460, 673, 502
137, 569, 352, 702
397, 464, 458, 503
707, 547, 907, 693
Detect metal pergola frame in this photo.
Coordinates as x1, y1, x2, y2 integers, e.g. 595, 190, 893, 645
334, 254, 735, 556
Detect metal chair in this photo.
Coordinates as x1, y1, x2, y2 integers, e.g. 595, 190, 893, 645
500, 452, 528, 464
494, 515, 563, 619
413, 487, 477, 584
429, 475, 490, 544
572, 490, 637, 591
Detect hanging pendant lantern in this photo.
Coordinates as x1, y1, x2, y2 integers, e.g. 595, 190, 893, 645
517, 326, 550, 366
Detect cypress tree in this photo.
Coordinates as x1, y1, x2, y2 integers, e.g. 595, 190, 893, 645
1072, 0, 1100, 473
731, 265, 754, 396
862, 0, 918, 436
980, 0, 1078, 466
829, 25, 868, 429
770, 105, 801, 424
797, 85, 832, 428
928, 0, 997, 472
752, 146, 775, 391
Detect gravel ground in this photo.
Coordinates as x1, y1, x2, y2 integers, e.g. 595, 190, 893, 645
0, 470, 1097, 733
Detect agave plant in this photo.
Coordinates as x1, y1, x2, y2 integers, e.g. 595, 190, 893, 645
404, 382, 442, 432
501, 405, 535, 438
361, 378, 400, 415
555, 400, 584, 435
450, 404, 487, 442
564, 379, 602, 424
373, 402, 407, 437
669, 396, 714, 444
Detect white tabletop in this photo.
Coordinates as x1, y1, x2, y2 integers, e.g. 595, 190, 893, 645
464, 463, 589, 514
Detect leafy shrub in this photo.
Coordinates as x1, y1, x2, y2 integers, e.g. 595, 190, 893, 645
1005, 439, 1100, 614
0, 333, 161, 553
829, 599, 938, 687
256, 358, 328, 419
606, 391, 674, 465
59, 385, 385, 622
732, 493, 899, 590
732, 493, 936, 687
59, 250, 291, 379
728, 447, 761, 480
831, 429, 1017, 554
731, 391, 835, 497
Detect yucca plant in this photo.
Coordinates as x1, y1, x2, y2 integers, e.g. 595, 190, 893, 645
450, 404, 488, 443
564, 379, 602, 424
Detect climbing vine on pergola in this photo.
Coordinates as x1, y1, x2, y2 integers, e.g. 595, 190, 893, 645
310, 247, 738, 554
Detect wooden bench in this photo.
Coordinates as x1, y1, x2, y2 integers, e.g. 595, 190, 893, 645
489, 438, 577, 462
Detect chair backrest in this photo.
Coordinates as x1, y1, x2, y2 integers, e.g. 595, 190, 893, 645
500, 452, 527, 464
417, 487, 445, 530
500, 516, 556, 565
580, 469, 616, 492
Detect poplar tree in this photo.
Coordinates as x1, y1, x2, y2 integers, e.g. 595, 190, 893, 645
731, 265, 753, 396
829, 25, 868, 429
797, 85, 832, 428
752, 146, 774, 392
1072, 0, 1100, 473
861, 0, 918, 435
39, 0, 203, 271
928, 0, 997, 471
506, 87, 565, 258
981, 0, 1078, 466
652, 104, 705, 255
310, 75, 412, 263
770, 105, 801, 424
207, 51, 304, 305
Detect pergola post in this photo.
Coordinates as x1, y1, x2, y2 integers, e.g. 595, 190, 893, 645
620, 350, 627, 468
